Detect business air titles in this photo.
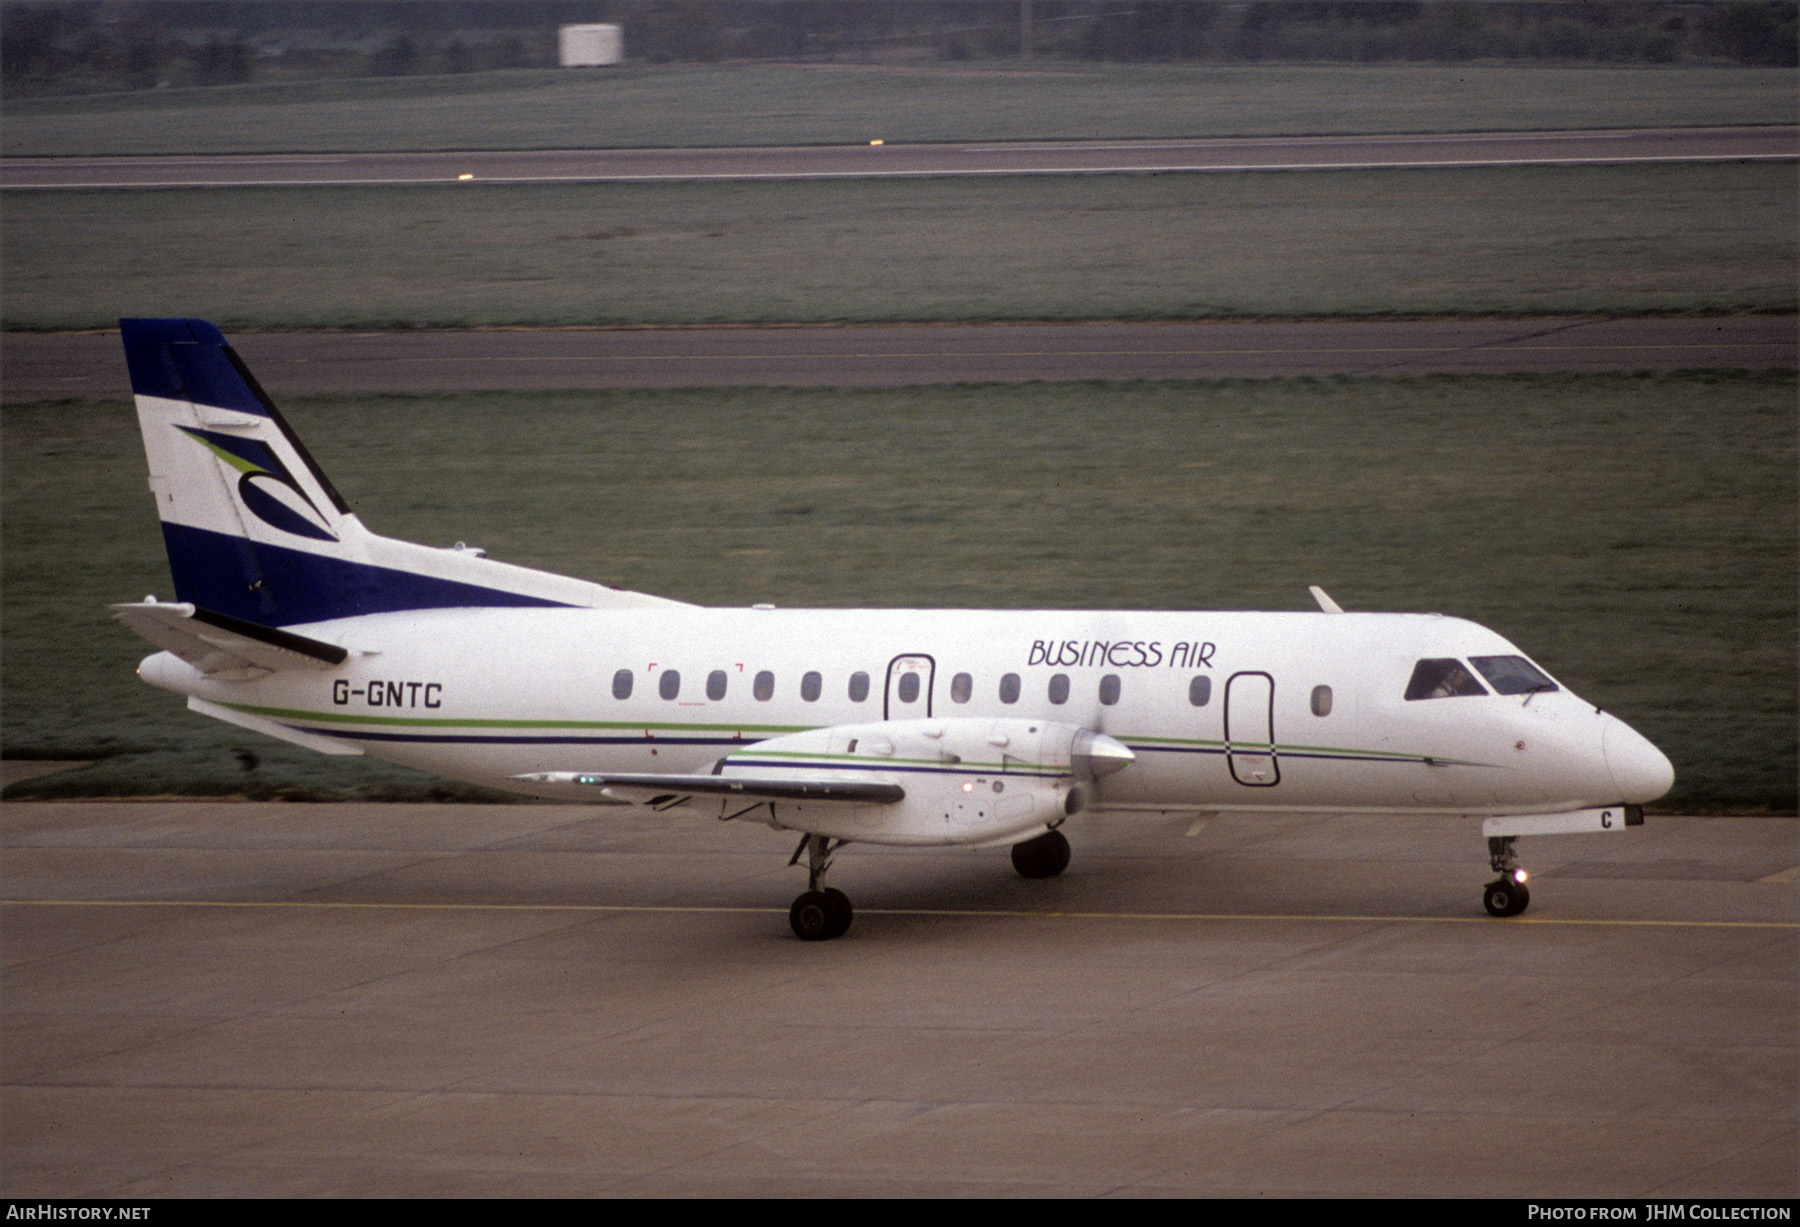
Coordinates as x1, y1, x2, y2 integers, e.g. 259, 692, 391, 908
1027, 639, 1216, 669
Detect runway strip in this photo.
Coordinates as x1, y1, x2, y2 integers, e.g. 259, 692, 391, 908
3, 126, 1792, 189
7, 316, 1793, 399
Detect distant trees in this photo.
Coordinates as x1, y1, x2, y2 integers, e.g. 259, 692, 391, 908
193, 36, 252, 85
368, 35, 418, 75
1710, 0, 1800, 64
1057, 2, 1794, 66
2, 1, 1794, 98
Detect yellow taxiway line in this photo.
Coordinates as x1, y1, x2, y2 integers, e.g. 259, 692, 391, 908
4, 898, 1791, 930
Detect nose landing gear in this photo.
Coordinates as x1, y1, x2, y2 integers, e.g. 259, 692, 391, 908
1484, 836, 1531, 917
789, 834, 853, 940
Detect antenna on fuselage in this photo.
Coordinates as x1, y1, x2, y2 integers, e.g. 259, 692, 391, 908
1309, 585, 1344, 614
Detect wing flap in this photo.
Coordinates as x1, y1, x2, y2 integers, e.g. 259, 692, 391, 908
112, 600, 348, 677
514, 771, 904, 806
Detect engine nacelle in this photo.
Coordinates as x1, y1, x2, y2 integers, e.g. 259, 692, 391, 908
715, 717, 1134, 847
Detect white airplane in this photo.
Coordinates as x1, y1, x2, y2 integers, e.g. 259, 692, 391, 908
111, 318, 1675, 939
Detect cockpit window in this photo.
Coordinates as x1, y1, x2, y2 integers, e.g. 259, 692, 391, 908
1404, 658, 1489, 700
1470, 655, 1559, 696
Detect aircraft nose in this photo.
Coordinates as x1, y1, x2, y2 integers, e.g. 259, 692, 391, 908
1603, 718, 1674, 804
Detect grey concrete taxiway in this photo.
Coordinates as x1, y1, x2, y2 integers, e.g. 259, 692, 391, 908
3, 800, 1793, 1197
5, 316, 1794, 401
2, 126, 1793, 190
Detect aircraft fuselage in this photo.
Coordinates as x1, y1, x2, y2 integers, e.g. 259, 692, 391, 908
142, 605, 1671, 820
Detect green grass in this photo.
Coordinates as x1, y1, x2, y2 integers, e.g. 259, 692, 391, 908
4, 64, 1794, 157
4, 373, 1794, 810
3, 162, 1792, 330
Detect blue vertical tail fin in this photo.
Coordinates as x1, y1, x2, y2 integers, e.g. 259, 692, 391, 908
120, 318, 680, 626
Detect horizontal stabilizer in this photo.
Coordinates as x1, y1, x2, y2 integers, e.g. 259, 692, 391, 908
189, 697, 364, 756
515, 771, 905, 806
112, 599, 348, 678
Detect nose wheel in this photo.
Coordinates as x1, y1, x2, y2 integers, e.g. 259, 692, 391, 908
789, 835, 853, 940
1483, 875, 1530, 917
1484, 836, 1531, 917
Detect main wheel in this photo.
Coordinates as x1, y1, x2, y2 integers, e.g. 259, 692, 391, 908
790, 889, 853, 940
791, 891, 835, 941
1483, 878, 1530, 918
822, 887, 853, 938
1011, 829, 1072, 879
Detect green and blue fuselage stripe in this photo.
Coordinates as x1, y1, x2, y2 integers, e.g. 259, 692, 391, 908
224, 701, 1488, 768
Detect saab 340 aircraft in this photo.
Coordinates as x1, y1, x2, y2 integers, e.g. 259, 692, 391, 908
112, 319, 1674, 940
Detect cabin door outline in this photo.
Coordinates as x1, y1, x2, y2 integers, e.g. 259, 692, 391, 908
884, 654, 935, 720
1225, 670, 1280, 786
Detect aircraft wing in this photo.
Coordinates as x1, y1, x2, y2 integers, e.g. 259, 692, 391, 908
514, 771, 905, 807
111, 600, 349, 678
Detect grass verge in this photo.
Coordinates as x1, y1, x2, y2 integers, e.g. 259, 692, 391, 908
3, 373, 1793, 809
3, 162, 1793, 330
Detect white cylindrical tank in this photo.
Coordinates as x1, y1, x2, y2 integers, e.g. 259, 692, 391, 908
559, 24, 623, 67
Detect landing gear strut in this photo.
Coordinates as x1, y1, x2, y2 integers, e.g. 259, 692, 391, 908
1012, 828, 1071, 879
789, 834, 853, 941
1483, 835, 1531, 917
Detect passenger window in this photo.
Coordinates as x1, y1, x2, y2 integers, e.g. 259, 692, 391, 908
1048, 673, 1070, 704
897, 672, 920, 703
612, 669, 633, 700
1405, 658, 1489, 700
1189, 675, 1211, 706
951, 672, 972, 703
1470, 655, 1559, 696
801, 671, 822, 702
1099, 674, 1121, 706
753, 670, 774, 701
1311, 685, 1332, 716
707, 670, 727, 701
999, 673, 1021, 704
659, 670, 681, 700
848, 671, 870, 702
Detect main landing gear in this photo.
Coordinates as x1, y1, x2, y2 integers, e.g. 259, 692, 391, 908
789, 833, 853, 941
1011, 828, 1071, 879
787, 827, 1074, 940
1484, 835, 1531, 918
